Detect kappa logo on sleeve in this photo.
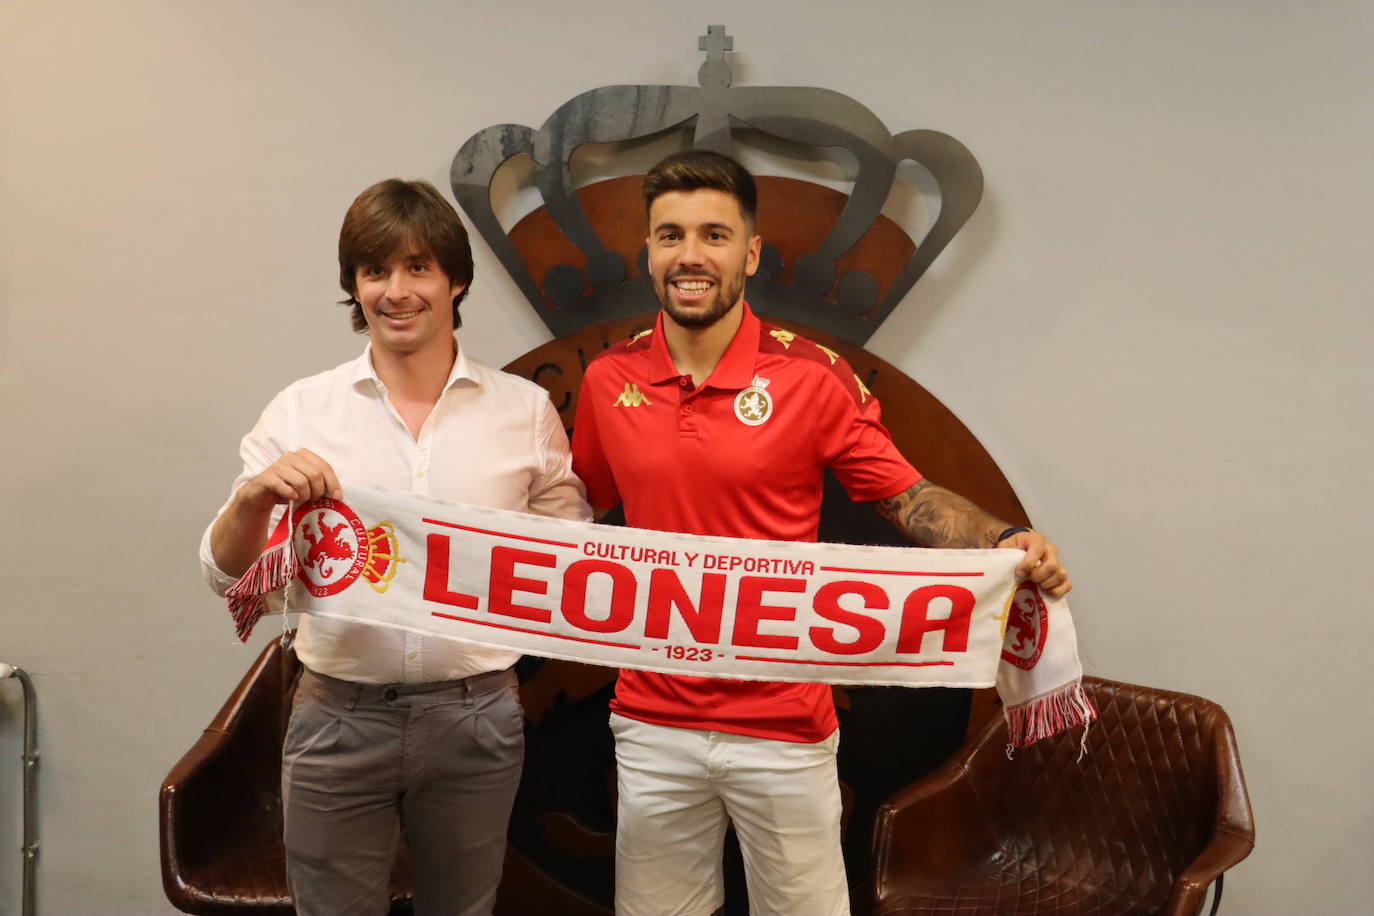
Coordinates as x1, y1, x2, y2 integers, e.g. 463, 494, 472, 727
853, 373, 872, 403
768, 328, 796, 349
614, 383, 653, 407
1000, 581, 1049, 670
292, 498, 404, 597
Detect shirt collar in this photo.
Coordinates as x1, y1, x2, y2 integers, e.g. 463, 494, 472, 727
645, 301, 761, 390
351, 337, 480, 394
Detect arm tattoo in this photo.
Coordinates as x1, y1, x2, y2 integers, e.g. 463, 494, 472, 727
873, 480, 1007, 549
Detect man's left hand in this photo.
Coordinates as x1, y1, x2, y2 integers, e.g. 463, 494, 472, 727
999, 530, 1072, 598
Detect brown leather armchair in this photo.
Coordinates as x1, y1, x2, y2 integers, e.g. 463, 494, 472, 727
871, 677, 1255, 916
159, 635, 413, 914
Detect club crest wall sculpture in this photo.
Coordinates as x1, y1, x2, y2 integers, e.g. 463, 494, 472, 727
452, 25, 982, 347
451, 26, 1026, 914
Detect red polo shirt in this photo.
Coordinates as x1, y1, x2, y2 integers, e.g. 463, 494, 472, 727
572, 303, 921, 742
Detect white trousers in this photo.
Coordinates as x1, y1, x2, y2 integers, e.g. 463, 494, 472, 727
610, 714, 850, 916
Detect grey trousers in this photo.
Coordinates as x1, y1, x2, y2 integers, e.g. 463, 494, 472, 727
281, 666, 524, 916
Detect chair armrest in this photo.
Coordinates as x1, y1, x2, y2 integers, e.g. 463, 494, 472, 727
160, 727, 238, 903
1160, 827, 1256, 916
871, 714, 1006, 908
160, 638, 295, 907
1161, 711, 1256, 916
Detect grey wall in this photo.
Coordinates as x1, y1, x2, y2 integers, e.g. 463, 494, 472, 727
1, 1, 1370, 913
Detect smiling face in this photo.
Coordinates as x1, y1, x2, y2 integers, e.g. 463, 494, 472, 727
354, 245, 465, 358
337, 178, 474, 336
646, 188, 761, 331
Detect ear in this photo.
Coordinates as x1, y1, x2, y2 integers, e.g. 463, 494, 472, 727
744, 233, 762, 278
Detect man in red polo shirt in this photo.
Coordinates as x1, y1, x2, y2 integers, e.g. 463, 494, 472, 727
571, 150, 1071, 916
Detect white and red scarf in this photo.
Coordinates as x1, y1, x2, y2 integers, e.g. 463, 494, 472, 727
227, 485, 1095, 747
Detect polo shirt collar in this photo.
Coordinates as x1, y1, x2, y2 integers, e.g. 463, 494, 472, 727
351, 336, 479, 394
645, 302, 761, 390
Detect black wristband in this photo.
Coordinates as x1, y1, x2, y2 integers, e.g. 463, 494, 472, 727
996, 526, 1032, 544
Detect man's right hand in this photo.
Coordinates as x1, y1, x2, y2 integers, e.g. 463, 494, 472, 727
233, 449, 343, 512
211, 450, 342, 579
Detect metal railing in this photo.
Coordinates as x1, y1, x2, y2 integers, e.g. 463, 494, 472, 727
1, 663, 36, 916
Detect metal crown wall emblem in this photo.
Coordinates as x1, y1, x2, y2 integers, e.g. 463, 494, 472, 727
450, 24, 983, 347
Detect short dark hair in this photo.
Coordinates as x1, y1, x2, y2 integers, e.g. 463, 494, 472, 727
642, 150, 757, 228
337, 179, 473, 333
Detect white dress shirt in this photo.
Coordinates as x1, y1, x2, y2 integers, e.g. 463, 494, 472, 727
200, 341, 591, 683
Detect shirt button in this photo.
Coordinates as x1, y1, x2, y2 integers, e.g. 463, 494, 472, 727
682, 404, 694, 415
679, 377, 690, 388
416, 469, 426, 479
407, 651, 418, 660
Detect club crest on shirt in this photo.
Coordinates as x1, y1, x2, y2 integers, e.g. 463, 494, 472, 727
292, 497, 404, 597
734, 376, 774, 426
1000, 581, 1049, 670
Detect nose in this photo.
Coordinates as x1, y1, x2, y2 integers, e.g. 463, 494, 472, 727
385, 270, 410, 301
678, 235, 705, 267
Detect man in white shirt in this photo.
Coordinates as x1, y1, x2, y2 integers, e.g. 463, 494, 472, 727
201, 178, 591, 916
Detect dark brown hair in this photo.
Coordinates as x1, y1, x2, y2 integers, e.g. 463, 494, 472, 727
642, 150, 757, 228
337, 179, 473, 332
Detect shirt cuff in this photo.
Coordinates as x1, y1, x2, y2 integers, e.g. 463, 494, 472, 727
198, 522, 237, 597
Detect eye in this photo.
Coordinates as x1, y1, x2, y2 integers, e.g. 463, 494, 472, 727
658, 231, 679, 243
362, 264, 385, 277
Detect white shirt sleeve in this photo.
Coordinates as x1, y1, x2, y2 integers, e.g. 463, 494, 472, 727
529, 395, 593, 523
197, 391, 291, 597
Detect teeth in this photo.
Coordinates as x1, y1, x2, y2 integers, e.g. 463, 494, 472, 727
385, 310, 420, 319
674, 281, 710, 291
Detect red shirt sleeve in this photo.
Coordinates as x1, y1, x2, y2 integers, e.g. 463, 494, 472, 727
816, 360, 921, 502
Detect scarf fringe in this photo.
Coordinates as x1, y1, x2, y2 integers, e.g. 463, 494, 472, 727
225, 536, 298, 642
1004, 679, 1097, 749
